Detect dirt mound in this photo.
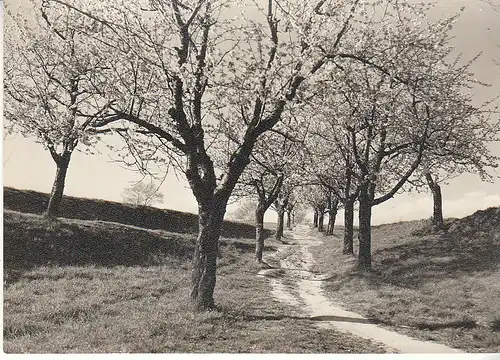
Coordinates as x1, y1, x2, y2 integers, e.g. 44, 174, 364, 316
447, 206, 500, 238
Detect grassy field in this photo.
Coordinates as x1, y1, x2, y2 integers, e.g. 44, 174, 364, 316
310, 208, 500, 353
3, 207, 383, 353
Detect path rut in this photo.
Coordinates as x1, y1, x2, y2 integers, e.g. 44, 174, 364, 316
258, 225, 464, 354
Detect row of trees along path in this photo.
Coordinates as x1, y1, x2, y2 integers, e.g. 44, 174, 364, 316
4, 0, 499, 310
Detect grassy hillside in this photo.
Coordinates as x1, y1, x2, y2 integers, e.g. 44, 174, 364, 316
310, 207, 500, 353
3, 187, 264, 239
3, 192, 384, 353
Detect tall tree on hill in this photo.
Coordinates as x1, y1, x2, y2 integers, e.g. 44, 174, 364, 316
403, 49, 500, 231
408, 96, 500, 231
424, 172, 444, 229
405, 168, 453, 230
42, 0, 463, 309
4, 4, 111, 218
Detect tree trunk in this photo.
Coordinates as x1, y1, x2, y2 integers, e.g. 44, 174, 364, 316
317, 211, 325, 232
255, 206, 266, 263
326, 207, 338, 235
343, 197, 355, 255
313, 210, 318, 228
191, 201, 225, 311
276, 208, 285, 242
425, 173, 444, 229
286, 210, 292, 229
253, 175, 283, 262
45, 155, 71, 218
431, 184, 443, 229
357, 185, 372, 270
326, 197, 339, 236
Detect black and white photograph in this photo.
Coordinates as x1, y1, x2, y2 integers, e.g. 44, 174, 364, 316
2, 0, 500, 355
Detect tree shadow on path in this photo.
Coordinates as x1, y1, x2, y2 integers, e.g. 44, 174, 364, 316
239, 312, 480, 331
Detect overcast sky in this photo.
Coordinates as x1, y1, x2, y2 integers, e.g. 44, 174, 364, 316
3, 0, 500, 224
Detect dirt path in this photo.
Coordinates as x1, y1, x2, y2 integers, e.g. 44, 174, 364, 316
258, 225, 464, 354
